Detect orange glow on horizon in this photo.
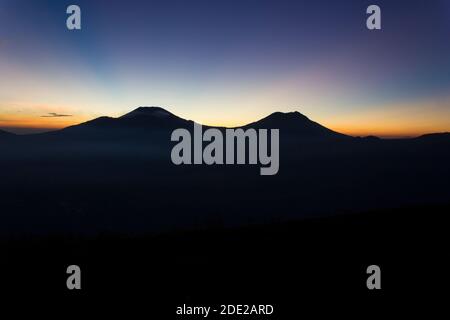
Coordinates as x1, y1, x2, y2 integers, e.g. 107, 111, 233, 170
0, 114, 89, 133
1, 96, 449, 138
1, 113, 448, 138
329, 126, 443, 138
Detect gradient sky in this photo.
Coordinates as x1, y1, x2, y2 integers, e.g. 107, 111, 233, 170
0, 0, 449, 136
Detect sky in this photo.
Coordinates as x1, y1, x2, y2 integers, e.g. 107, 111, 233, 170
0, 0, 449, 137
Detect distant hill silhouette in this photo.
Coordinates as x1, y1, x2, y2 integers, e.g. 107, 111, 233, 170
0, 129, 14, 136
415, 132, 450, 141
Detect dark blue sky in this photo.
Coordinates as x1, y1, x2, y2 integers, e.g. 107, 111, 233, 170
1, 0, 449, 136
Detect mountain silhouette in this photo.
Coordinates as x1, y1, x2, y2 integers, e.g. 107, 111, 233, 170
54, 106, 192, 138
244, 111, 349, 139
120, 106, 179, 119
29, 106, 350, 142
4, 106, 450, 147
1, 106, 450, 236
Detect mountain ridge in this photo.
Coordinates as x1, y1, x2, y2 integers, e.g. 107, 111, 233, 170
1, 107, 449, 140
0, 129, 13, 134
51, 106, 350, 140
243, 110, 349, 138
0, 129, 14, 136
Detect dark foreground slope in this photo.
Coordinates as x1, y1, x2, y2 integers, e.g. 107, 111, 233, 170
1, 205, 448, 315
